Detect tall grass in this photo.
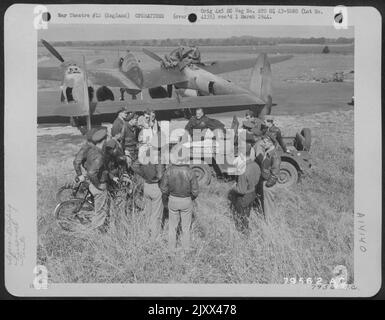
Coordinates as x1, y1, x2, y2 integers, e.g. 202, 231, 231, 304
37, 109, 353, 284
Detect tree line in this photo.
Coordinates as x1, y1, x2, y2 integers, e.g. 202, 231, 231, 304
39, 36, 354, 47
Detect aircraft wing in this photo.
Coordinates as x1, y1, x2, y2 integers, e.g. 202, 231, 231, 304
87, 69, 141, 91
199, 54, 293, 75
141, 68, 188, 89
94, 93, 262, 114
38, 65, 187, 90
38, 90, 261, 118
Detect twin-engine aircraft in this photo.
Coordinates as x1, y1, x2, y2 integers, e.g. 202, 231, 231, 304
37, 39, 293, 125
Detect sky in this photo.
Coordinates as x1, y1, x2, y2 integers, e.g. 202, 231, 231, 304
39, 24, 354, 41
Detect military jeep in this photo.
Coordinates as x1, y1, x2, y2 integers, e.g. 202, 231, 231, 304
186, 128, 311, 188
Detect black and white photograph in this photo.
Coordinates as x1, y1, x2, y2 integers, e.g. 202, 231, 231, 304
3, 4, 382, 297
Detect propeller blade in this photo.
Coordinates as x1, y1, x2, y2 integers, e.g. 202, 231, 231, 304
142, 48, 164, 62
41, 39, 65, 63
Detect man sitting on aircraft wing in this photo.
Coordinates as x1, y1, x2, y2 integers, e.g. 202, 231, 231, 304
187, 45, 201, 64
185, 107, 225, 139
163, 46, 185, 69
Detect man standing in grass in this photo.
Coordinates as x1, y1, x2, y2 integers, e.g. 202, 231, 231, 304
255, 134, 280, 219
121, 112, 140, 168
230, 143, 261, 235
132, 144, 164, 241
111, 107, 128, 137
160, 145, 199, 252
73, 128, 111, 231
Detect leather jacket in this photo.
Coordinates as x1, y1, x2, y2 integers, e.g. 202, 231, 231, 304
261, 149, 281, 188
122, 123, 139, 150
185, 115, 225, 137
267, 125, 287, 152
83, 145, 107, 188
104, 138, 126, 180
73, 142, 94, 176
160, 164, 199, 199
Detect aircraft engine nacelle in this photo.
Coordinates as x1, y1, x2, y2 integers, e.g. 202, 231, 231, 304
193, 76, 215, 95
96, 86, 114, 101
175, 88, 198, 97
119, 52, 144, 90
149, 86, 169, 99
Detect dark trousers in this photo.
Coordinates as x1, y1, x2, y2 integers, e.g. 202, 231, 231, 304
232, 191, 256, 234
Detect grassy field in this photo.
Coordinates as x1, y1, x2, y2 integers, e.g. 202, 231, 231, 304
37, 108, 354, 284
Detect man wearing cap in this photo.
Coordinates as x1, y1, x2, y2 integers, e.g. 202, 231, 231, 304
103, 134, 126, 184
73, 127, 99, 179
132, 144, 165, 240
264, 118, 289, 153
74, 128, 111, 231
255, 134, 280, 218
138, 109, 159, 148
185, 108, 225, 139
230, 143, 261, 235
160, 144, 199, 252
187, 45, 201, 64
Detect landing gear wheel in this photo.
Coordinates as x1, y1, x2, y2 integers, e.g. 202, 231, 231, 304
278, 162, 298, 188
190, 164, 211, 186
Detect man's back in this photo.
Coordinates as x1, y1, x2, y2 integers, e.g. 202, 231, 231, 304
234, 160, 261, 195
160, 164, 199, 199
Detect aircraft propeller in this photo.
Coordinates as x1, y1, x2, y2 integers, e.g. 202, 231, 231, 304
142, 48, 164, 63
41, 39, 65, 63
40, 39, 105, 67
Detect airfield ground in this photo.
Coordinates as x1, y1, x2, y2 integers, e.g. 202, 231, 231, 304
37, 45, 354, 283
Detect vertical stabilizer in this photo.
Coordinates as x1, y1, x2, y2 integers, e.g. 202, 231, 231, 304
249, 53, 273, 118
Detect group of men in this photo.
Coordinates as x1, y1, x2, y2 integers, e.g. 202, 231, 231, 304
72, 105, 285, 248
73, 107, 199, 252
230, 109, 285, 235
